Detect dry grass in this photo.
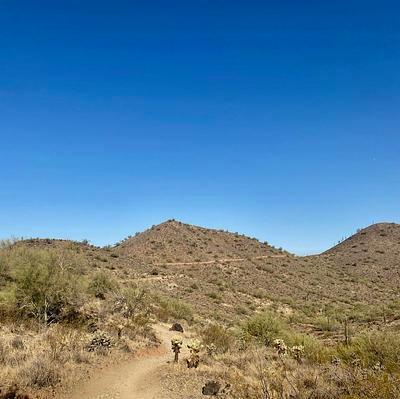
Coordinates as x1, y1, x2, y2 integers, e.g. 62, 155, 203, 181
1, 221, 400, 398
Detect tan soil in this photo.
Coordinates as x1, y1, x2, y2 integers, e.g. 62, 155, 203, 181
63, 324, 190, 399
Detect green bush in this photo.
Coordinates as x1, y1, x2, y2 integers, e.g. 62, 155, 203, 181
240, 311, 285, 345
153, 295, 193, 322
0, 241, 19, 285
0, 254, 8, 285
314, 315, 340, 332
338, 331, 400, 372
201, 323, 234, 353
114, 284, 148, 318
10, 248, 84, 323
88, 272, 117, 299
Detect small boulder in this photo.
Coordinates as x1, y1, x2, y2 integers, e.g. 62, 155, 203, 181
202, 381, 220, 396
170, 322, 184, 333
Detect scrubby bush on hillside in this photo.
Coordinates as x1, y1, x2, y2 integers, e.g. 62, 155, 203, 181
338, 331, 400, 372
0, 256, 8, 286
201, 323, 234, 354
88, 272, 117, 299
240, 311, 285, 345
10, 248, 84, 323
113, 284, 148, 318
153, 295, 193, 322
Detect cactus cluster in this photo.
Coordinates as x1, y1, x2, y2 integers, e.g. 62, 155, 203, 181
186, 339, 202, 368
87, 331, 112, 352
290, 345, 304, 362
273, 339, 305, 362
273, 339, 287, 356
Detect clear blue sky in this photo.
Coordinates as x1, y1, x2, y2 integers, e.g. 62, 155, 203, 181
1, 1, 399, 254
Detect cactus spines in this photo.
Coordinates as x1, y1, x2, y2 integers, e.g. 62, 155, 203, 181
186, 339, 202, 368
171, 337, 183, 363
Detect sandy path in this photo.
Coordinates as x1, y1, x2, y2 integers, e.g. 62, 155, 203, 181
154, 254, 288, 266
65, 324, 188, 399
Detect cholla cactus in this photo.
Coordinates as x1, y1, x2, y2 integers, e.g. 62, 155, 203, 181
273, 339, 287, 356
187, 339, 202, 353
171, 337, 183, 363
187, 339, 202, 368
206, 343, 217, 356
87, 331, 112, 352
290, 345, 304, 362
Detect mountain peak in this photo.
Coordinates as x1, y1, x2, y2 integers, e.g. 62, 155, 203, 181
116, 220, 287, 264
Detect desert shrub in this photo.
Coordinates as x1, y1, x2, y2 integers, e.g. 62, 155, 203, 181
18, 355, 61, 387
338, 331, 400, 372
113, 284, 148, 318
0, 339, 6, 364
239, 311, 329, 363
88, 272, 117, 299
0, 244, 19, 285
314, 315, 340, 332
201, 323, 234, 354
240, 311, 285, 345
348, 369, 400, 399
153, 295, 193, 322
282, 331, 332, 363
107, 284, 153, 339
0, 238, 20, 250
0, 256, 8, 286
10, 248, 84, 323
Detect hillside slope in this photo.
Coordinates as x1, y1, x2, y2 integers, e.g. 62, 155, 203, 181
321, 223, 400, 284
325, 223, 400, 256
115, 220, 287, 264
2, 222, 400, 398
9, 222, 400, 327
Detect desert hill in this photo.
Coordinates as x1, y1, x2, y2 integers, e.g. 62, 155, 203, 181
7, 221, 400, 327
321, 223, 400, 284
325, 223, 400, 256
115, 219, 288, 264
2, 220, 400, 399
106, 221, 399, 329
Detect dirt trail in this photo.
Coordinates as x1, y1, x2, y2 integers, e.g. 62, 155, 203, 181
65, 324, 188, 399
154, 254, 288, 266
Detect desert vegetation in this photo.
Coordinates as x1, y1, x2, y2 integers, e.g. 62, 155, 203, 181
0, 243, 189, 396
163, 311, 400, 398
1, 221, 400, 398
